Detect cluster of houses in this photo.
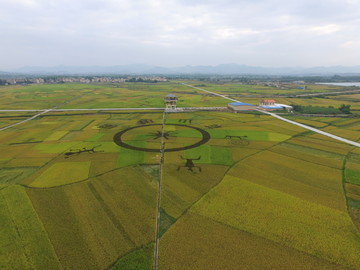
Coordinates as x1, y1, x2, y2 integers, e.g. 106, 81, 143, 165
2, 76, 167, 85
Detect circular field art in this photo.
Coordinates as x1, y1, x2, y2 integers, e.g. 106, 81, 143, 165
113, 124, 210, 152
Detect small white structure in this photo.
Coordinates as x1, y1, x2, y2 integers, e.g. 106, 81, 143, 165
276, 104, 293, 111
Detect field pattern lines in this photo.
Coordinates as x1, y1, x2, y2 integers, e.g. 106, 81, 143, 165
87, 182, 135, 246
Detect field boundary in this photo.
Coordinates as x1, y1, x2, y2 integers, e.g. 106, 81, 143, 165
87, 182, 135, 246
153, 111, 167, 270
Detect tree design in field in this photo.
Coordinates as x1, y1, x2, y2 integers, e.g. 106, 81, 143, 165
177, 156, 202, 173
148, 131, 175, 140
64, 145, 103, 158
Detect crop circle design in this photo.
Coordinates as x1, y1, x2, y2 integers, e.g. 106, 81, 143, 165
113, 124, 210, 152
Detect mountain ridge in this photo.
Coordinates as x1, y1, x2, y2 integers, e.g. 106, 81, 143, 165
3, 64, 360, 75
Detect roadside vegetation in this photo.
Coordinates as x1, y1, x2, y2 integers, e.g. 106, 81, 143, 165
291, 104, 351, 114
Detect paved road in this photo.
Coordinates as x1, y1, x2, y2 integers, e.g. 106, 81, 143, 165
0, 108, 167, 131
182, 83, 240, 103
0, 108, 165, 112
0, 107, 228, 132
1, 107, 227, 113
182, 83, 360, 148
227, 89, 360, 99
294, 89, 360, 97
260, 110, 360, 147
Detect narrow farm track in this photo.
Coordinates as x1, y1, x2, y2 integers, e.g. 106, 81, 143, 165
153, 110, 167, 270
182, 83, 360, 148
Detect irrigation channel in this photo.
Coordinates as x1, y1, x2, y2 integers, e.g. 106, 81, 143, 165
152, 110, 167, 270
182, 83, 360, 148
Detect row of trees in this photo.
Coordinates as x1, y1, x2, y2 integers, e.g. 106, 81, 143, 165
291, 104, 351, 114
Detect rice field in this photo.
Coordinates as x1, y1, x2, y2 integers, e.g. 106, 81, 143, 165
0, 185, 61, 270
0, 81, 359, 269
159, 213, 347, 270
190, 176, 360, 269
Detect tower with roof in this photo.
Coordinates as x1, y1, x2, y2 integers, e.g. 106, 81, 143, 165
164, 94, 178, 110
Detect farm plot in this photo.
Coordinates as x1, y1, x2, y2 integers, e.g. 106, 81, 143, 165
51, 82, 228, 108
227, 150, 345, 211
0, 112, 38, 129
161, 162, 229, 218
0, 167, 38, 184
288, 135, 353, 155
28, 161, 91, 187
0, 84, 82, 110
344, 155, 360, 230
190, 176, 360, 269
159, 213, 347, 270
0, 185, 61, 270
271, 143, 344, 169
110, 243, 154, 270
27, 166, 157, 270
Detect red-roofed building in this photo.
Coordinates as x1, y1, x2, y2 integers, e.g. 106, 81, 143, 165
259, 99, 293, 111
260, 100, 276, 106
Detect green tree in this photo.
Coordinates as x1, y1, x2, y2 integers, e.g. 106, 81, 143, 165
339, 104, 351, 114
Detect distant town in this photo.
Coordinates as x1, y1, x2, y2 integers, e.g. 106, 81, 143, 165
0, 76, 168, 85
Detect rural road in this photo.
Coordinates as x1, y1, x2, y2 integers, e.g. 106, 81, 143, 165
0, 109, 52, 131
0, 108, 165, 112
227, 88, 360, 98
182, 83, 360, 148
0, 108, 166, 131
294, 89, 360, 97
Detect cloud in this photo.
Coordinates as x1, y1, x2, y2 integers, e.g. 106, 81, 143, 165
309, 24, 341, 34
1, 0, 360, 69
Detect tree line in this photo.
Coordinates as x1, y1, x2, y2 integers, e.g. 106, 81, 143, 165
291, 104, 351, 114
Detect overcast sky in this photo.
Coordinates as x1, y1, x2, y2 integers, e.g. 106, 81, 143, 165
1, 0, 360, 69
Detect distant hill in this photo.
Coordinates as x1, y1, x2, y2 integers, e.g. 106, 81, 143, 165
0, 71, 13, 78
5, 64, 360, 76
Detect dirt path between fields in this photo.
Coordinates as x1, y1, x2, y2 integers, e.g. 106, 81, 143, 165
152, 111, 166, 270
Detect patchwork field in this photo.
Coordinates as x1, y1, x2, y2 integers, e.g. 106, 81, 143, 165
0, 81, 359, 269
